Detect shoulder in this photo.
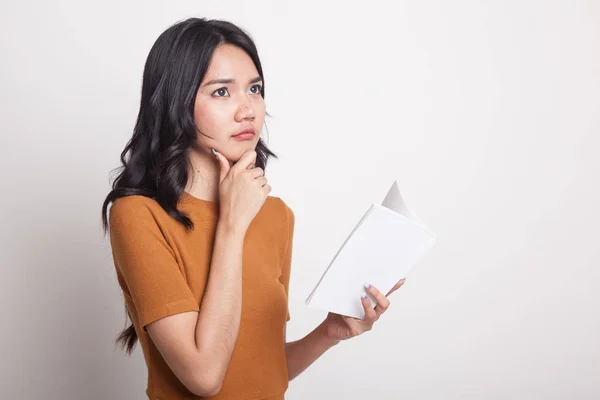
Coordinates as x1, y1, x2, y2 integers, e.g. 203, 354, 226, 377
266, 195, 294, 220
265, 196, 295, 236
109, 195, 168, 230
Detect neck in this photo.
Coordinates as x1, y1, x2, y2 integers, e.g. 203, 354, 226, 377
184, 148, 232, 202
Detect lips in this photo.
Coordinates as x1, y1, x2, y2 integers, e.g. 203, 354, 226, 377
232, 128, 256, 139
233, 128, 254, 136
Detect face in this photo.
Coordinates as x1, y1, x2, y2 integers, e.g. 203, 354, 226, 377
193, 44, 266, 162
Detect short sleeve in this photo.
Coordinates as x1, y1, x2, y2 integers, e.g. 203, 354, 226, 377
109, 197, 199, 332
279, 202, 295, 322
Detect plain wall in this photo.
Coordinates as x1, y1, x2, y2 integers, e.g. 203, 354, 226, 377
1, 0, 598, 398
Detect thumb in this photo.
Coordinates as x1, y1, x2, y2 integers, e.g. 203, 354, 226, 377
212, 148, 230, 183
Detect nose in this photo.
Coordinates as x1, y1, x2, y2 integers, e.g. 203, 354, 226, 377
234, 96, 255, 122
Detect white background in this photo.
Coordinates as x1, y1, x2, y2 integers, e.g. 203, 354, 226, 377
1, 0, 599, 399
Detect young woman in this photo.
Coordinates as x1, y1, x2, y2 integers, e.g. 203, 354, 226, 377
101, 17, 405, 400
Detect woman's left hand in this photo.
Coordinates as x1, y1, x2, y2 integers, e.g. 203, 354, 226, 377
321, 278, 406, 342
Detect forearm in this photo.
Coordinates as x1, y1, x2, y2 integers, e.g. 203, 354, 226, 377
194, 222, 245, 382
285, 321, 340, 381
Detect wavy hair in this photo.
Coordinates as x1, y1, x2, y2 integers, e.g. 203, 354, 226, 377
101, 17, 276, 355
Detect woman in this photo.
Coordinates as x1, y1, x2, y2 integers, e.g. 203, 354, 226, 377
101, 17, 405, 399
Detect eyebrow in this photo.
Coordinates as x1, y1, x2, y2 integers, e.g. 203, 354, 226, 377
202, 76, 263, 88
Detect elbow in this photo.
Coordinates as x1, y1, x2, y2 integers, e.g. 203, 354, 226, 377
188, 370, 224, 397
190, 382, 222, 398
186, 346, 230, 396
206, 382, 224, 398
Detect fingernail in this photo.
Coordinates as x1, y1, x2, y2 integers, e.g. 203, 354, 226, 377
361, 294, 368, 300
364, 283, 372, 290
211, 148, 217, 158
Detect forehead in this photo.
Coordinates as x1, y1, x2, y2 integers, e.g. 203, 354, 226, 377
203, 44, 258, 81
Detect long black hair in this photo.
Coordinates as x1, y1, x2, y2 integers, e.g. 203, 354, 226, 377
101, 17, 277, 355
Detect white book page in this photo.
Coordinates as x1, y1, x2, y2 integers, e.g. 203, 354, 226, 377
381, 180, 436, 238
305, 205, 375, 304
305, 180, 437, 319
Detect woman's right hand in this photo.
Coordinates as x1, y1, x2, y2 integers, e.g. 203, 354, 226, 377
213, 149, 271, 234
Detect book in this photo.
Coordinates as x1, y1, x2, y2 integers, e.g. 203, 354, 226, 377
305, 180, 437, 319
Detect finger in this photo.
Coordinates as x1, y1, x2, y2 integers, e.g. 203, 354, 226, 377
233, 149, 257, 172
385, 278, 406, 297
365, 284, 390, 317
249, 167, 264, 179
212, 149, 230, 183
361, 294, 377, 325
255, 176, 268, 187
263, 183, 272, 195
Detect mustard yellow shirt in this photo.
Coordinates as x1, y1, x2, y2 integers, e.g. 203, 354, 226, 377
109, 191, 294, 399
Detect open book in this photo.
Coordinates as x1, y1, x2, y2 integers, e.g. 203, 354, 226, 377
305, 181, 437, 319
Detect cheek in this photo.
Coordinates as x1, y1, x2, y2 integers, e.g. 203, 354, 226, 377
194, 102, 224, 136
254, 98, 267, 122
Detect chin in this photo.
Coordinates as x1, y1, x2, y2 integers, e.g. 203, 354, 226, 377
225, 141, 259, 162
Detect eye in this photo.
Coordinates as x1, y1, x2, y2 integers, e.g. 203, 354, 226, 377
250, 84, 263, 94
213, 87, 229, 97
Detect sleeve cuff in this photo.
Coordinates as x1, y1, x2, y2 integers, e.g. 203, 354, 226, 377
139, 299, 200, 333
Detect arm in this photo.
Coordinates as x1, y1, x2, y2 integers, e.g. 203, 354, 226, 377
145, 149, 265, 397
284, 322, 340, 381
283, 279, 408, 383
147, 222, 245, 397
277, 201, 340, 381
